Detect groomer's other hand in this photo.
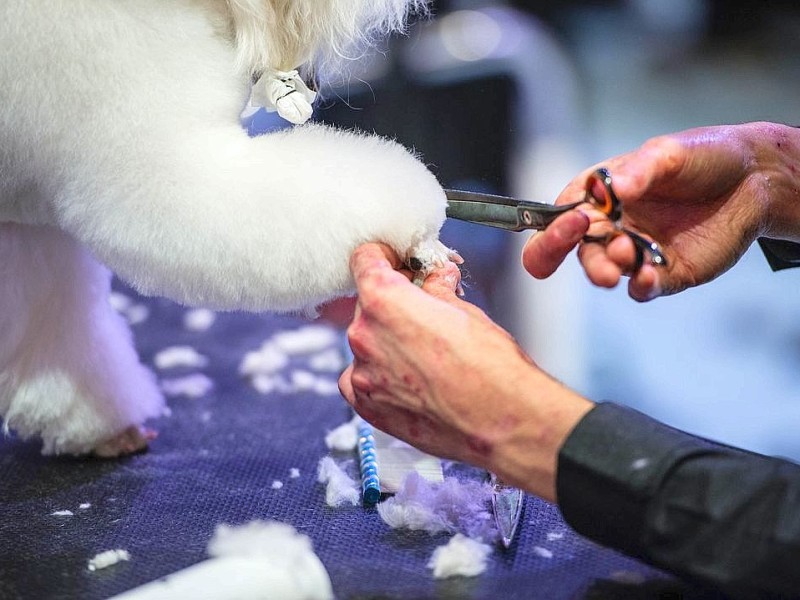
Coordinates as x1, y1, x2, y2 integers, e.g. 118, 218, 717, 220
523, 122, 800, 301
339, 243, 593, 502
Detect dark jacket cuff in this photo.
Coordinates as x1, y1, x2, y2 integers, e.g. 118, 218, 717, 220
758, 237, 800, 271
556, 402, 720, 558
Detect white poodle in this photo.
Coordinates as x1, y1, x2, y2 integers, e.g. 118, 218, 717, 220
0, 0, 451, 456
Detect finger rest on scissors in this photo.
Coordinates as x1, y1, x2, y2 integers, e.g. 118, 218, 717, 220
582, 231, 666, 271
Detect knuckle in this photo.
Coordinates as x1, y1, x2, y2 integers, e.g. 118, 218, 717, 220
350, 244, 374, 269
350, 370, 373, 394
358, 292, 387, 317
641, 135, 684, 175
347, 332, 370, 361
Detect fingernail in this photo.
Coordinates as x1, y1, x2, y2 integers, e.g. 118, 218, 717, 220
644, 284, 662, 301
442, 273, 459, 289
449, 250, 465, 265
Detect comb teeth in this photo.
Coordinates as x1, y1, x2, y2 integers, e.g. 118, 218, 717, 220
371, 428, 443, 493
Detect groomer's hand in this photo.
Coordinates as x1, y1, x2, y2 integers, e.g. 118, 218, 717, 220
523, 122, 800, 301
338, 243, 593, 502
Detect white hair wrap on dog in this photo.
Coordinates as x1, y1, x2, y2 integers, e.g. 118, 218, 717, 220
226, 0, 429, 76
242, 68, 317, 124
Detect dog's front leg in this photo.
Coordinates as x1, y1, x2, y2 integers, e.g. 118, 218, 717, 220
55, 121, 450, 314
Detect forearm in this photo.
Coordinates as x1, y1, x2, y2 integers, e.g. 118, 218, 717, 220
486, 370, 593, 503
557, 403, 800, 598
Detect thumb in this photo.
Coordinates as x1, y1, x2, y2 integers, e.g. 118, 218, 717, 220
420, 261, 462, 302
350, 243, 407, 295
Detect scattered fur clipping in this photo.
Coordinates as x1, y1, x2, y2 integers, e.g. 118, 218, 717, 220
249, 372, 339, 396
160, 374, 215, 399
183, 308, 217, 332
308, 349, 346, 373
289, 370, 317, 391
324, 416, 360, 452
377, 473, 497, 541
124, 304, 150, 326
88, 549, 131, 572
240, 344, 290, 377
428, 533, 492, 579
317, 456, 359, 507
108, 292, 150, 325
108, 521, 333, 600
153, 346, 209, 370
427, 534, 491, 579
271, 326, 339, 355
240, 326, 343, 396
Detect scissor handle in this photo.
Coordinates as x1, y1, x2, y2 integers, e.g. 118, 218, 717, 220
583, 229, 667, 271
584, 167, 623, 222
515, 167, 621, 230
581, 168, 668, 269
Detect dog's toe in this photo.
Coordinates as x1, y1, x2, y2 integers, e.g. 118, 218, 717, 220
406, 240, 461, 275
92, 425, 157, 458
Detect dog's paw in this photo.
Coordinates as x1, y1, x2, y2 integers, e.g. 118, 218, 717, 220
92, 425, 157, 458
405, 240, 463, 275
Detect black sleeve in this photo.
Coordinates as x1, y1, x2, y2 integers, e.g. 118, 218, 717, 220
557, 402, 800, 599
758, 237, 800, 271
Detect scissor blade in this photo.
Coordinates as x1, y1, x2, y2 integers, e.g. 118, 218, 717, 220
446, 199, 523, 231
445, 189, 575, 231
491, 475, 524, 548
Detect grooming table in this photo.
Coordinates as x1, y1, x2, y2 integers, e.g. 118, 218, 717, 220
0, 287, 725, 600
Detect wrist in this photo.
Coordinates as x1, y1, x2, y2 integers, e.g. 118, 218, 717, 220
488, 367, 594, 503
747, 122, 800, 241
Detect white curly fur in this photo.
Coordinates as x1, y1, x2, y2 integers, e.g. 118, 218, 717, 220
0, 0, 447, 455
227, 0, 428, 74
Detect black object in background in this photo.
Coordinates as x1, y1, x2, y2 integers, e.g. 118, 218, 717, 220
317, 64, 516, 315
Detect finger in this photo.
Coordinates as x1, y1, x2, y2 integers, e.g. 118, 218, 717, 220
339, 365, 379, 424
553, 172, 596, 207
372, 243, 405, 269
350, 244, 418, 318
418, 264, 492, 320
346, 316, 381, 364
627, 264, 663, 302
420, 261, 462, 300
349, 365, 374, 400
605, 234, 638, 273
350, 243, 407, 289
522, 210, 590, 278
397, 267, 416, 282
578, 241, 623, 288
338, 364, 355, 404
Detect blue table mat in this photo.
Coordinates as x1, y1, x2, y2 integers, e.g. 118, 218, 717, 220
0, 283, 726, 600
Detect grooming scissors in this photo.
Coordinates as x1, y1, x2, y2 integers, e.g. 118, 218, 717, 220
445, 167, 667, 271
